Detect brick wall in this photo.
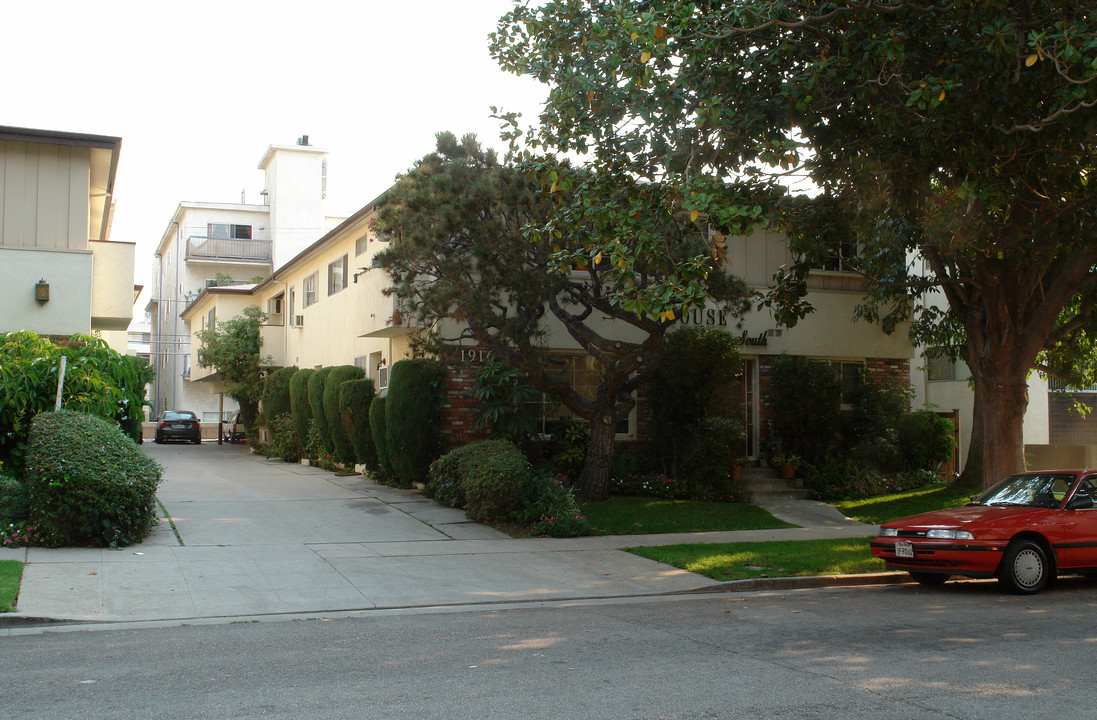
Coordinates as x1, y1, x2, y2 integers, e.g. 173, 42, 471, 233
438, 346, 491, 450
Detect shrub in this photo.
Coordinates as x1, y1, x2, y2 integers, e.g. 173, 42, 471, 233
647, 327, 741, 476
262, 367, 298, 425
801, 461, 943, 501
470, 356, 539, 448
263, 412, 301, 463
308, 367, 336, 457
24, 410, 163, 547
424, 448, 468, 509
386, 359, 445, 487
681, 415, 744, 499
551, 417, 590, 478
0, 472, 29, 525
322, 365, 363, 466
340, 378, 378, 469
770, 355, 843, 463
428, 440, 531, 522
304, 419, 328, 467
289, 368, 315, 449
896, 410, 956, 471
518, 470, 590, 537
369, 396, 395, 480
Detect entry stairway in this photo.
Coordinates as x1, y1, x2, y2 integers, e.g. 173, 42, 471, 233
738, 467, 810, 501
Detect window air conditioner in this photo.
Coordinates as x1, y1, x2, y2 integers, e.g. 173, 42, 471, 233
295, 315, 305, 326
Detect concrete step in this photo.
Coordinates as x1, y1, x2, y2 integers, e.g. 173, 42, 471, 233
736, 466, 810, 501
747, 487, 812, 501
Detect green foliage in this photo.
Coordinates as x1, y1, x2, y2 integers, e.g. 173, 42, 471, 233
470, 356, 540, 449
372, 131, 750, 501
801, 460, 942, 502
519, 469, 589, 537
550, 417, 590, 478
369, 396, 395, 481
385, 359, 445, 487
428, 440, 531, 523
648, 327, 742, 475
769, 356, 843, 464
195, 305, 269, 439
262, 367, 297, 426
340, 379, 378, 469
263, 412, 301, 463
896, 411, 956, 472
24, 410, 163, 547
289, 368, 315, 449
0, 331, 154, 470
682, 416, 745, 499
0, 473, 29, 526
304, 419, 327, 467
307, 367, 335, 457
322, 365, 363, 466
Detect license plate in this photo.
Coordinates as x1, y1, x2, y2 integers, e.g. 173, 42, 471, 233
895, 540, 914, 559
173, 423, 186, 428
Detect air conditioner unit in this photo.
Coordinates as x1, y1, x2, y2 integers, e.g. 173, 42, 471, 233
294, 315, 305, 327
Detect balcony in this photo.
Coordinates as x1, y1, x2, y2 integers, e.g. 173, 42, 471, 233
186, 236, 272, 264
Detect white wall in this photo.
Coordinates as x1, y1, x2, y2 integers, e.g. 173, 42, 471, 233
0, 247, 92, 336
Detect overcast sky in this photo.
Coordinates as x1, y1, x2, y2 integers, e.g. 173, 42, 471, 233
5, 0, 546, 290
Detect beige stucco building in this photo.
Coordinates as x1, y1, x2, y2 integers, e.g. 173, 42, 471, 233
0, 126, 136, 351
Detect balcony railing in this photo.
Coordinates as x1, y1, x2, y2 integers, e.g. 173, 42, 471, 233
186, 236, 272, 264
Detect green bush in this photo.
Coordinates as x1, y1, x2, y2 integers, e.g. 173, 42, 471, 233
290, 368, 315, 449
308, 368, 336, 458
551, 417, 590, 478
369, 396, 395, 480
770, 355, 843, 463
0, 473, 29, 525
385, 359, 445, 487
304, 419, 327, 467
322, 366, 363, 466
263, 412, 302, 463
428, 440, 531, 522
518, 469, 589, 537
424, 447, 468, 509
340, 379, 378, 469
648, 327, 741, 476
896, 410, 956, 471
24, 410, 163, 547
681, 415, 744, 498
470, 357, 539, 448
262, 367, 298, 425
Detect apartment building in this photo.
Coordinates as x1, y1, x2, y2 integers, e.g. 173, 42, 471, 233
0, 125, 136, 351
147, 137, 344, 421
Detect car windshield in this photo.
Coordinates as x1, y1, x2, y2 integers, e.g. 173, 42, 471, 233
974, 473, 1077, 509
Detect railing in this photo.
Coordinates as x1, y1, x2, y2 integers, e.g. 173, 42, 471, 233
1048, 379, 1097, 393
186, 236, 272, 263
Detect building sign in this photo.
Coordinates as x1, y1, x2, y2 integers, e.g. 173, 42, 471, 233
677, 308, 768, 347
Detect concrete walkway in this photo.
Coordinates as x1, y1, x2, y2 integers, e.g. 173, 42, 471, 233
0, 443, 881, 625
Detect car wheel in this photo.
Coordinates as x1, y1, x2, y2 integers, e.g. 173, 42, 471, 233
908, 572, 949, 587
999, 539, 1050, 594
193, 438, 202, 444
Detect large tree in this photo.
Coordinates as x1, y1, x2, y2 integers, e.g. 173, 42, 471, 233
372, 131, 748, 500
492, 0, 1097, 488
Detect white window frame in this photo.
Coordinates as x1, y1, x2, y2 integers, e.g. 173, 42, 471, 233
328, 255, 348, 296
303, 272, 320, 308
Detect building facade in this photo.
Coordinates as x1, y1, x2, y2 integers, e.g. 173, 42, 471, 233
147, 137, 344, 421
0, 126, 136, 351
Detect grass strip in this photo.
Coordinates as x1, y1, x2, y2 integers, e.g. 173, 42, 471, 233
834, 483, 976, 525
628, 537, 882, 582
0, 560, 24, 612
580, 496, 796, 535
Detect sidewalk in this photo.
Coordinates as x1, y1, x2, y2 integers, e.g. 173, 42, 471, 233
0, 443, 888, 626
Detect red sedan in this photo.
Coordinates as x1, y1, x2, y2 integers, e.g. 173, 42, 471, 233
871, 471, 1097, 594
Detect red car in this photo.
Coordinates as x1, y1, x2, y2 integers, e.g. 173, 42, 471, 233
871, 471, 1097, 594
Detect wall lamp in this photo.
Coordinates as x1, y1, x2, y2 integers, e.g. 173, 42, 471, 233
34, 278, 49, 304
352, 267, 369, 284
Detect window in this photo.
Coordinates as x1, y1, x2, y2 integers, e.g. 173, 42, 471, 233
529, 352, 634, 438
288, 287, 296, 325
208, 223, 252, 240
328, 255, 348, 295
206, 307, 216, 331
927, 349, 970, 382
355, 235, 369, 256
812, 239, 858, 272
268, 294, 284, 325
303, 272, 319, 308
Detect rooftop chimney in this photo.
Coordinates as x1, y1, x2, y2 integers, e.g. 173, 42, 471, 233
297, 135, 310, 146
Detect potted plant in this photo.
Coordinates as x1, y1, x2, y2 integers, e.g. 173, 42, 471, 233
731, 455, 753, 481
770, 454, 801, 480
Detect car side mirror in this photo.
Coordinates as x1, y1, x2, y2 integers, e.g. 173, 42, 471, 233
1067, 495, 1095, 510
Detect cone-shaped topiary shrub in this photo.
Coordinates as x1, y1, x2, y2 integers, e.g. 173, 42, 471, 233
340, 378, 378, 469
290, 368, 315, 450
385, 359, 445, 487
323, 365, 363, 466
369, 396, 395, 480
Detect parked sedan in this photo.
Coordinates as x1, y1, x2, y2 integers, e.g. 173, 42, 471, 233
871, 471, 1097, 594
154, 411, 202, 444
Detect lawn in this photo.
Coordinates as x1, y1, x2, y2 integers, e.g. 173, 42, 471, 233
833, 482, 976, 525
580, 496, 796, 535
0, 560, 23, 612
629, 537, 883, 581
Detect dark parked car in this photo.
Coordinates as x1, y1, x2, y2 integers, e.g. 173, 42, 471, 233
155, 411, 202, 444
222, 411, 246, 444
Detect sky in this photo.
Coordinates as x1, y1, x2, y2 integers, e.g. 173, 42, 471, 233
5, 0, 547, 291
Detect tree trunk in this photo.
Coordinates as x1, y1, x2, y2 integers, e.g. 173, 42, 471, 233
956, 384, 984, 491
977, 371, 1029, 491
577, 410, 616, 501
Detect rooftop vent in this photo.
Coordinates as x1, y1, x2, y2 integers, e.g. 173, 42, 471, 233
297, 135, 310, 146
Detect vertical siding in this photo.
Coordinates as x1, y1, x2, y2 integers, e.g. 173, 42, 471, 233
0, 141, 89, 250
